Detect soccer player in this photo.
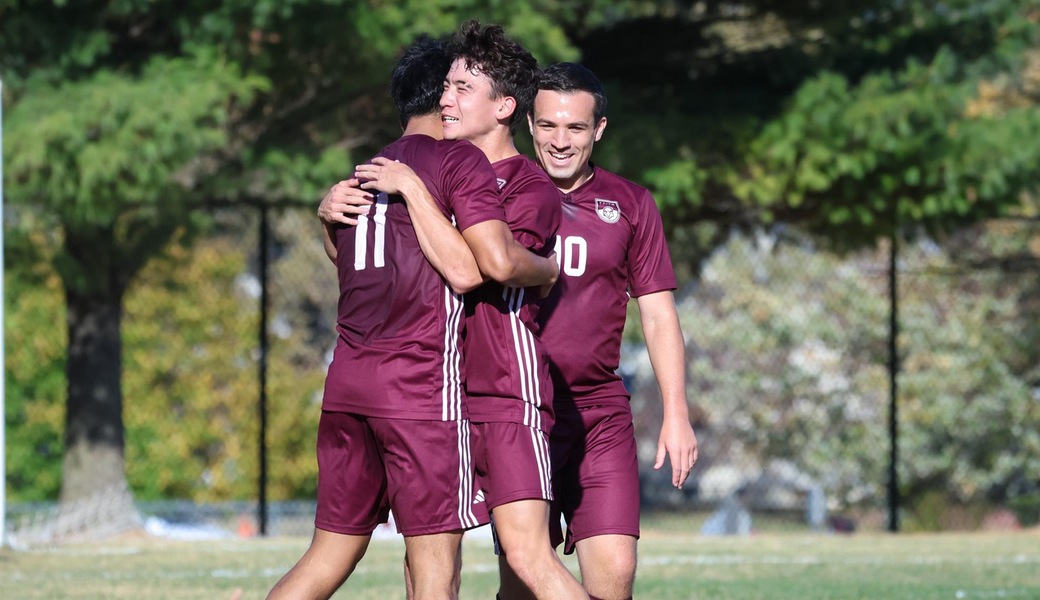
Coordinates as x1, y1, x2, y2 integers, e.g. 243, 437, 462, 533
502, 62, 701, 600
321, 23, 587, 599
267, 36, 558, 600
437, 21, 588, 600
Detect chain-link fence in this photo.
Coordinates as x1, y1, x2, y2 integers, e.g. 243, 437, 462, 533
5, 206, 1039, 540
257, 207, 1040, 536
633, 221, 1040, 535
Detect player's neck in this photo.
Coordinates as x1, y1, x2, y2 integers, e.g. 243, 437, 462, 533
471, 129, 519, 164
402, 114, 444, 140
554, 163, 595, 194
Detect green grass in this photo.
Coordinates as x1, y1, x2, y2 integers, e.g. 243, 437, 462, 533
1, 530, 1038, 599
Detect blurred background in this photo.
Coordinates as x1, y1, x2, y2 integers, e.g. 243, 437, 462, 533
2, 0, 1038, 545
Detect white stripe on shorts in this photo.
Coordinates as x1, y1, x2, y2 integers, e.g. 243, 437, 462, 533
528, 425, 553, 501
456, 419, 479, 528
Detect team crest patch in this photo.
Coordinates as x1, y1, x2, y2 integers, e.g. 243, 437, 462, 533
496, 178, 507, 190
595, 199, 621, 223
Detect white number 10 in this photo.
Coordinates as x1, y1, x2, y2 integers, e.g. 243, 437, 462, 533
554, 235, 587, 277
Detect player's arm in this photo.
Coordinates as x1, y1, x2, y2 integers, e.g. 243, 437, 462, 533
355, 158, 558, 291
317, 179, 375, 264
461, 221, 559, 289
321, 221, 338, 264
637, 290, 699, 489
355, 158, 483, 293
486, 176, 561, 293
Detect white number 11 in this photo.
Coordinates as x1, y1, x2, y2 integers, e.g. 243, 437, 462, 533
354, 193, 389, 271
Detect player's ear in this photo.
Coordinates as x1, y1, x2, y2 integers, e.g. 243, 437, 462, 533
593, 117, 607, 142
498, 96, 517, 121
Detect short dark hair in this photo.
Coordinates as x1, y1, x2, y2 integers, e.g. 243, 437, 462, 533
538, 63, 608, 123
447, 20, 539, 136
390, 34, 451, 128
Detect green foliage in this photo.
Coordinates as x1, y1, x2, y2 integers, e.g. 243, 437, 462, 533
898, 219, 1040, 515
3, 0, 1039, 509
122, 228, 327, 501
573, 0, 1040, 255
681, 231, 1038, 511
641, 152, 706, 209
5, 50, 266, 302
347, 0, 578, 61
683, 234, 890, 507
6, 53, 261, 222
733, 45, 1040, 244
243, 146, 353, 203
3, 220, 335, 502
122, 234, 260, 500
264, 208, 341, 499
899, 261, 1040, 507
3, 262, 66, 502
1008, 493, 1040, 526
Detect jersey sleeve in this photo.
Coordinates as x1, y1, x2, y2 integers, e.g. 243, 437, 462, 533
440, 142, 506, 231
627, 188, 677, 297
507, 174, 561, 255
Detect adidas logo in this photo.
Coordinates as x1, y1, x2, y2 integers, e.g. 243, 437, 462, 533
473, 489, 485, 504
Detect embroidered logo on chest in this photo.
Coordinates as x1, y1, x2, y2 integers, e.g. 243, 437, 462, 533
496, 178, 507, 190
595, 199, 621, 224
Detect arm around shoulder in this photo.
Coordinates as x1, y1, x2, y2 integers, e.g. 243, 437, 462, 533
356, 158, 483, 294
461, 221, 559, 289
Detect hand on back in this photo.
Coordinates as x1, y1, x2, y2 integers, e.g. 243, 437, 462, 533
318, 178, 373, 226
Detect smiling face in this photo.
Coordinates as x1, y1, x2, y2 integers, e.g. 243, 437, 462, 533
440, 58, 512, 145
529, 89, 606, 193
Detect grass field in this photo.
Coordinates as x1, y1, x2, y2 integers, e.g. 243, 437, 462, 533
1, 529, 1038, 599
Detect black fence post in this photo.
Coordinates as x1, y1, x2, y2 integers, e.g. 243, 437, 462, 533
887, 228, 900, 533
258, 204, 270, 536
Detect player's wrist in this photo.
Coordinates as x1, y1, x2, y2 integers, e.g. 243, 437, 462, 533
661, 404, 691, 421
405, 184, 432, 208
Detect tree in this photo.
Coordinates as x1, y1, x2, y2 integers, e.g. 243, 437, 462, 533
0, 1, 584, 504
4, 0, 1039, 509
4, 55, 260, 502
564, 0, 1040, 246
4, 214, 334, 503
123, 230, 266, 500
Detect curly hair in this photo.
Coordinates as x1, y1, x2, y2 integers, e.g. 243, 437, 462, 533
390, 34, 451, 128
446, 20, 539, 135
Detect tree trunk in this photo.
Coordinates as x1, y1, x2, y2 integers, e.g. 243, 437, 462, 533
60, 276, 128, 504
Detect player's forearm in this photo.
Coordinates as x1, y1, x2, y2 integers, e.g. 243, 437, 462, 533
499, 240, 559, 288
400, 180, 483, 294
464, 222, 557, 289
640, 294, 691, 420
649, 341, 689, 421
322, 222, 338, 264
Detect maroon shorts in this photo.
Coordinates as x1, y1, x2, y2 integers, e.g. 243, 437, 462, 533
315, 411, 488, 537
471, 421, 553, 510
549, 401, 640, 554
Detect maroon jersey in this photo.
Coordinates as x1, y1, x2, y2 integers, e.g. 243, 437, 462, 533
536, 166, 677, 408
464, 155, 562, 431
322, 135, 505, 421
